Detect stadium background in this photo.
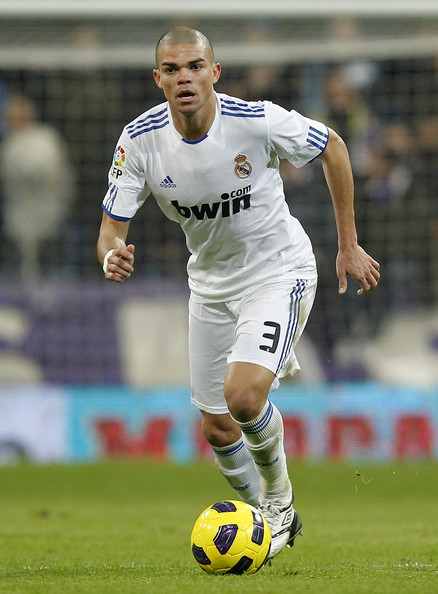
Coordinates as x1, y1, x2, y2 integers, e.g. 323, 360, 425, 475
0, 0, 437, 463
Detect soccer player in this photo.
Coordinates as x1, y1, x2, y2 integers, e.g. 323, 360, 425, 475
97, 26, 380, 560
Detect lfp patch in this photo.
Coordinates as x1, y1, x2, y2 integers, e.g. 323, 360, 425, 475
111, 145, 128, 180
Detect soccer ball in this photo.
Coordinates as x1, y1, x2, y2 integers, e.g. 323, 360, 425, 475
190, 500, 271, 574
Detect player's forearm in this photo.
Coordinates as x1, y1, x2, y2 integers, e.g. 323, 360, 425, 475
97, 213, 130, 265
319, 129, 358, 250
97, 230, 125, 266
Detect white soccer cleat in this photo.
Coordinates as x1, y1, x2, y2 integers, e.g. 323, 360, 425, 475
259, 487, 303, 559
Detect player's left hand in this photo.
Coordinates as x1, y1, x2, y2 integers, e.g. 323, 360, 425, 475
336, 244, 380, 296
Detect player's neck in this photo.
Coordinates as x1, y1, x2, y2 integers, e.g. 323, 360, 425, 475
170, 100, 216, 142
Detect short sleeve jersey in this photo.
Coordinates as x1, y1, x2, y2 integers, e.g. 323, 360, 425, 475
102, 93, 328, 302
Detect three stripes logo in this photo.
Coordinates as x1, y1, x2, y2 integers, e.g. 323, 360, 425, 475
160, 175, 177, 188
307, 126, 329, 152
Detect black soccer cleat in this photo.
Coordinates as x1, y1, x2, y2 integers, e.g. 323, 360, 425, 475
286, 511, 303, 548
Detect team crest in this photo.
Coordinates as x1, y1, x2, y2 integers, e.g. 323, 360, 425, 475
234, 154, 252, 179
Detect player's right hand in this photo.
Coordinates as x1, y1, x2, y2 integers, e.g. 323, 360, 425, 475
104, 244, 135, 282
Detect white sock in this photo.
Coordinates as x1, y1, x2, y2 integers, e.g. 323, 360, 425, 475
212, 437, 260, 507
235, 400, 291, 499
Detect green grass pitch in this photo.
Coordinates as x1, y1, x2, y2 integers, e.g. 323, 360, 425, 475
0, 459, 436, 593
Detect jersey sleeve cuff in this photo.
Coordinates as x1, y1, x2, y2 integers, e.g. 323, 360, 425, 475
308, 125, 329, 162
101, 204, 131, 221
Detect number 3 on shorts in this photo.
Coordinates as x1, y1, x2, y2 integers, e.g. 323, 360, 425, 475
259, 321, 281, 354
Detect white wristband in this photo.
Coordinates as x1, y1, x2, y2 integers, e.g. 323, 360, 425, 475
103, 249, 116, 273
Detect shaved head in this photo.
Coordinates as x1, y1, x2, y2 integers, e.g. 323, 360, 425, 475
155, 26, 215, 66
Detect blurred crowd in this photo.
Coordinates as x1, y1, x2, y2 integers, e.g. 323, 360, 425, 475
0, 20, 437, 373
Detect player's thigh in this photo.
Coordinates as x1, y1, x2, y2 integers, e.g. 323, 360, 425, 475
188, 297, 235, 414
228, 278, 316, 377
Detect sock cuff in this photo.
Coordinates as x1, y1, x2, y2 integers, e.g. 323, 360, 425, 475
212, 437, 246, 459
236, 400, 275, 437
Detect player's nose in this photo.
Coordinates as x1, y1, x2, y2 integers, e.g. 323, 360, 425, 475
177, 68, 192, 83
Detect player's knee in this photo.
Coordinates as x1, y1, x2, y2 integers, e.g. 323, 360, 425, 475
202, 413, 240, 447
224, 363, 274, 423
224, 382, 264, 424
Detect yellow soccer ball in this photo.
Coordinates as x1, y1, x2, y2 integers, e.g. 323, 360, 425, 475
191, 500, 271, 574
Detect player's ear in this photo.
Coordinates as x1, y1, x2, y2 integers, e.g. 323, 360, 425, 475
213, 62, 221, 84
153, 69, 162, 89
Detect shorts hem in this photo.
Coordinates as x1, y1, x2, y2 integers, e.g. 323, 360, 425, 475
226, 355, 277, 376
191, 397, 229, 415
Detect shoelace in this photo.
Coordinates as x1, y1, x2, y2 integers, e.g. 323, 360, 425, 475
259, 499, 283, 519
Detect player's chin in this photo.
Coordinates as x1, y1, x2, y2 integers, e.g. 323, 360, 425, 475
174, 97, 198, 111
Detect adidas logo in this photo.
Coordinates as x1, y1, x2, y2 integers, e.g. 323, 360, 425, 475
160, 175, 177, 188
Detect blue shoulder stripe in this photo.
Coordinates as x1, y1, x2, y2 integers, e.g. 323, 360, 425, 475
129, 120, 169, 139
127, 107, 169, 139
221, 109, 265, 119
220, 97, 265, 118
220, 98, 264, 112
127, 107, 167, 133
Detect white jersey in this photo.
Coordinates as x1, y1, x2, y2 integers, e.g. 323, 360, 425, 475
102, 92, 328, 302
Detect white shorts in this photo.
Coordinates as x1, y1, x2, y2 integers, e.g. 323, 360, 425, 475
189, 276, 317, 414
